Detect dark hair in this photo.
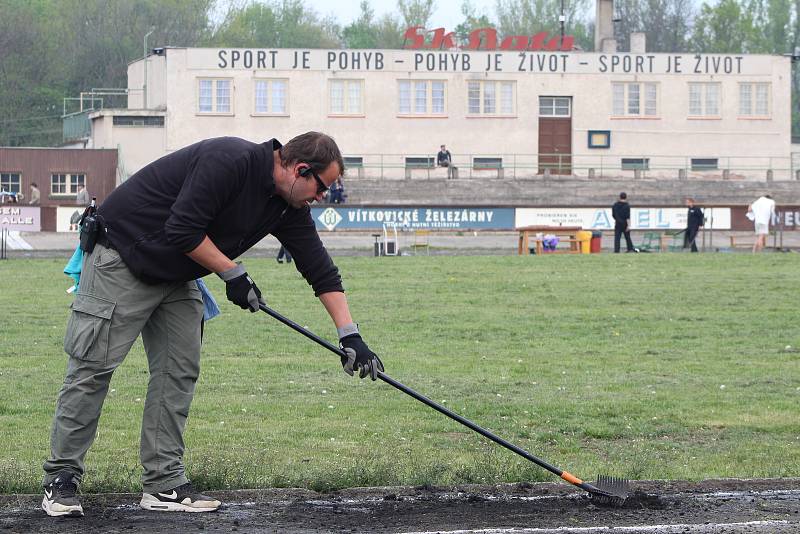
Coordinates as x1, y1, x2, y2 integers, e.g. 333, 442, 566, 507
31, 182, 38, 187
619, 192, 627, 200
765, 194, 772, 199
280, 132, 344, 176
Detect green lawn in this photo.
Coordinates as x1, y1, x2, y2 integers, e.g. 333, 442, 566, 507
0, 253, 798, 493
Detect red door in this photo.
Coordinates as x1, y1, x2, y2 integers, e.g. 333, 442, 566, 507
538, 97, 572, 174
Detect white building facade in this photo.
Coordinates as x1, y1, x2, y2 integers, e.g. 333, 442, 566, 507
85, 46, 792, 182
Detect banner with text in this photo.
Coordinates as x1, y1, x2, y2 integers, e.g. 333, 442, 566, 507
312, 206, 515, 230
0, 206, 41, 232
516, 207, 731, 230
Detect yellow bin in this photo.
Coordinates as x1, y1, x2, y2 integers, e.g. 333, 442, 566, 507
576, 230, 592, 254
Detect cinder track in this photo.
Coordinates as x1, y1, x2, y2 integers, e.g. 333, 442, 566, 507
2, 479, 798, 533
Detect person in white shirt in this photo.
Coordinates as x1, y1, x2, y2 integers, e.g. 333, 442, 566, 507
748, 194, 776, 253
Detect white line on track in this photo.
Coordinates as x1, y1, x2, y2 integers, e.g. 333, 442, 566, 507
399, 520, 792, 534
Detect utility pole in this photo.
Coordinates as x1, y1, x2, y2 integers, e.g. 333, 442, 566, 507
143, 28, 155, 109
559, 0, 566, 41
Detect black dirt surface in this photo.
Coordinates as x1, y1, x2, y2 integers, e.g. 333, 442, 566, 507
2, 478, 799, 533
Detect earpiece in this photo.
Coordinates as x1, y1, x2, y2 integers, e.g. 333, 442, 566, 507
298, 166, 312, 177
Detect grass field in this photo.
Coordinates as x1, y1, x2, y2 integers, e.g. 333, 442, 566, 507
0, 253, 798, 494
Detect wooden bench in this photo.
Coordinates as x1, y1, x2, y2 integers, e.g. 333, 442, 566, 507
729, 235, 756, 248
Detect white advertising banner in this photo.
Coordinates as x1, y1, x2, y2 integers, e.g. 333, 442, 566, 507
516, 207, 730, 230
56, 206, 85, 233
0, 206, 41, 231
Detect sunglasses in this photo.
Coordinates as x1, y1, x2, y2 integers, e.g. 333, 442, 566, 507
301, 166, 329, 195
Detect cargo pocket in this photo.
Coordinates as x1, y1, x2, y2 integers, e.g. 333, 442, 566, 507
63, 294, 116, 363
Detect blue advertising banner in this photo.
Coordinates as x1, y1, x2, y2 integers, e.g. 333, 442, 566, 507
312, 206, 516, 231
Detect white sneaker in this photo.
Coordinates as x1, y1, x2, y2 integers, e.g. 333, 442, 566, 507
140, 482, 221, 512
42, 471, 84, 517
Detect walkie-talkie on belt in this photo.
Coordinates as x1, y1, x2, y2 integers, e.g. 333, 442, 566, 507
79, 197, 99, 253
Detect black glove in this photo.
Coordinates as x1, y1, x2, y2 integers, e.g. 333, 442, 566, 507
218, 263, 265, 312
340, 333, 384, 380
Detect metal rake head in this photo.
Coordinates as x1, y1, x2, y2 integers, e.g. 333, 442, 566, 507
588, 475, 630, 506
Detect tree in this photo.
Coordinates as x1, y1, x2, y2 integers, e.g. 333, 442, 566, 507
453, 0, 493, 43
690, 0, 760, 53
342, 1, 379, 48
209, 0, 340, 48
398, 0, 435, 29
495, 0, 592, 49
613, 0, 693, 52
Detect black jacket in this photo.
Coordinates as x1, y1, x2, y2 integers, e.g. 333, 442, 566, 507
686, 206, 704, 229
98, 137, 343, 295
611, 201, 630, 226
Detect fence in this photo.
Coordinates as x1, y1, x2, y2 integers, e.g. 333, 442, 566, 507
342, 153, 797, 181
0, 229, 7, 260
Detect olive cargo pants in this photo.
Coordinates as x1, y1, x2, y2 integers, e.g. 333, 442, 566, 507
43, 243, 204, 493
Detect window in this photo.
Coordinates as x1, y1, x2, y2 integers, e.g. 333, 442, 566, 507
254, 79, 288, 114
112, 116, 164, 127
197, 78, 233, 114
343, 156, 363, 168
688, 83, 720, 117
611, 82, 657, 117
330, 79, 364, 115
621, 158, 649, 171
473, 157, 502, 169
739, 82, 770, 117
539, 96, 571, 117
468, 81, 515, 115
405, 157, 435, 168
588, 130, 611, 149
0, 173, 21, 193
51, 173, 85, 195
398, 80, 446, 115
691, 158, 718, 171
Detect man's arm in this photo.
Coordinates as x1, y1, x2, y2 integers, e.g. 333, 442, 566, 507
319, 291, 353, 328
186, 235, 236, 273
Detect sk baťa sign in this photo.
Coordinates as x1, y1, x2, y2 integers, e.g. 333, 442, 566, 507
403, 26, 574, 52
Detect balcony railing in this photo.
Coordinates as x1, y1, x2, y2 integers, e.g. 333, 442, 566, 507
340, 153, 799, 181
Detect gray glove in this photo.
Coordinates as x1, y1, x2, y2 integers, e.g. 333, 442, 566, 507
218, 263, 265, 312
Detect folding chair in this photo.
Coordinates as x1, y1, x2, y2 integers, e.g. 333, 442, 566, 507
410, 229, 430, 255
636, 232, 661, 252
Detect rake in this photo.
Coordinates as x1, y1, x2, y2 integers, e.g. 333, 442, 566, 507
259, 303, 630, 505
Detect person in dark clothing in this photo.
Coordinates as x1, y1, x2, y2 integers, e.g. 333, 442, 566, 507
328, 177, 345, 203
436, 144, 455, 178
611, 192, 636, 253
276, 244, 292, 263
684, 197, 704, 253
42, 132, 383, 518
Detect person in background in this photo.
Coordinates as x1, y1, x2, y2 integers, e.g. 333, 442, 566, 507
276, 244, 292, 263
684, 198, 704, 253
76, 185, 90, 206
748, 194, 776, 253
29, 182, 41, 205
436, 144, 455, 179
611, 192, 636, 253
328, 177, 345, 204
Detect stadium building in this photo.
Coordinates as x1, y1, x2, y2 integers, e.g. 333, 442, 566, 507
46, 1, 800, 235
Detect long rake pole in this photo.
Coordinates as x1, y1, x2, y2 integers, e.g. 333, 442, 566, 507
258, 303, 613, 498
